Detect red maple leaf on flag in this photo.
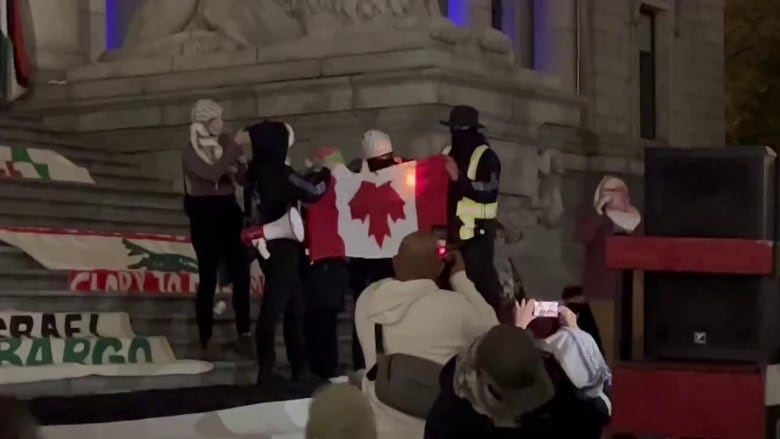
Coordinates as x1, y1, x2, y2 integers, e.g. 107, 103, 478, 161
349, 181, 407, 247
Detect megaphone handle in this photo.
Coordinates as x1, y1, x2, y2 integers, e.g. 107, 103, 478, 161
254, 239, 271, 260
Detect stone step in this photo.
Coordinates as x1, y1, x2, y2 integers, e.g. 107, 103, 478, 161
89, 162, 154, 180
88, 173, 175, 192
0, 288, 352, 326
0, 131, 139, 169
0, 199, 186, 230
0, 288, 247, 321
0, 178, 181, 207
136, 314, 352, 344
0, 245, 41, 270
0, 214, 189, 236
0, 112, 40, 124
0, 360, 258, 398
0, 269, 68, 290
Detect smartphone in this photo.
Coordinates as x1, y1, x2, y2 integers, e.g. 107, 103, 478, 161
533, 301, 560, 318
431, 226, 448, 258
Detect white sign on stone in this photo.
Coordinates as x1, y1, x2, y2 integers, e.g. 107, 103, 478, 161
0, 311, 212, 385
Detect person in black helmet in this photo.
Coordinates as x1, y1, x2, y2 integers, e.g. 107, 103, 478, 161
439, 105, 503, 313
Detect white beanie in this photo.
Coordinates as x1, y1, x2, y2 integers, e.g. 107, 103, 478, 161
361, 129, 393, 159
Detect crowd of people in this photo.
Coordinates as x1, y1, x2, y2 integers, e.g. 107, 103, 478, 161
181, 99, 509, 383
180, 98, 613, 437
0, 100, 612, 439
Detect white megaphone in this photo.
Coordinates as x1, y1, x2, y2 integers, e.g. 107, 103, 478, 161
241, 207, 305, 259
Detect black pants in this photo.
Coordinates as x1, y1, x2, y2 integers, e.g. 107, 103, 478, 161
187, 196, 251, 348
255, 240, 306, 379
303, 260, 348, 379
348, 258, 394, 370
460, 231, 502, 311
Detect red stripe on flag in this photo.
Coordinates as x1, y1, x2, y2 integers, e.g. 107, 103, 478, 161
305, 175, 345, 261
7, 0, 30, 87
0, 226, 190, 243
414, 155, 449, 232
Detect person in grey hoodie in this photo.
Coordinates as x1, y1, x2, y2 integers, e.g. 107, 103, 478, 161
354, 231, 499, 439
182, 99, 251, 361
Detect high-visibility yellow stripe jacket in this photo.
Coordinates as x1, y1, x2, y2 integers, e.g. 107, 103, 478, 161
441, 142, 501, 241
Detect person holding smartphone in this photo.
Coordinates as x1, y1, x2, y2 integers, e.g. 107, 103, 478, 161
354, 231, 499, 439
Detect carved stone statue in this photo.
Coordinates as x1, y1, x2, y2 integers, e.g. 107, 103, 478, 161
105, 0, 454, 60
103, 0, 303, 60
279, 0, 445, 37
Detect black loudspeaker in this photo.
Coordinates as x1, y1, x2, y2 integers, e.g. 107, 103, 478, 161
644, 272, 780, 363
645, 146, 777, 239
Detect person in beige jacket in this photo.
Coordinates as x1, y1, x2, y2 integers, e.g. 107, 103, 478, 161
355, 231, 500, 439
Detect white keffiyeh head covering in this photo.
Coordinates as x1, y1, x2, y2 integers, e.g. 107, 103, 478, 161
190, 99, 224, 165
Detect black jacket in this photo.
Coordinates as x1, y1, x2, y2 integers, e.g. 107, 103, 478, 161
424, 356, 609, 439
245, 121, 330, 225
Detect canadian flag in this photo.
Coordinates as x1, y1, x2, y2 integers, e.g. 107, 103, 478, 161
306, 156, 449, 261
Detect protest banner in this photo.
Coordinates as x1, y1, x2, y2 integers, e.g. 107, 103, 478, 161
0, 311, 132, 338
0, 310, 211, 385
0, 146, 93, 183
0, 227, 264, 295
67, 270, 265, 296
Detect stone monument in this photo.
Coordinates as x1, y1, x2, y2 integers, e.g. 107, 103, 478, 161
25, 0, 580, 297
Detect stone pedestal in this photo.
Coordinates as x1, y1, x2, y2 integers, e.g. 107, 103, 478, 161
22, 26, 602, 297
533, 0, 577, 92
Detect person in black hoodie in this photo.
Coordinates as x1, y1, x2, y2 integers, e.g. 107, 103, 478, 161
243, 120, 331, 385
346, 129, 407, 371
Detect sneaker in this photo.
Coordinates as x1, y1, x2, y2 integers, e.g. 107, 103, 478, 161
199, 341, 221, 362
229, 333, 254, 358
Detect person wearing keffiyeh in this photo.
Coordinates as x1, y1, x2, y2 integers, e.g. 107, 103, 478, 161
425, 304, 611, 439
182, 98, 252, 361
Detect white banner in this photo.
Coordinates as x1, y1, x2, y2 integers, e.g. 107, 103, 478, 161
0, 311, 133, 338
0, 227, 264, 295
42, 398, 312, 439
0, 311, 212, 385
0, 146, 94, 183
0, 227, 196, 272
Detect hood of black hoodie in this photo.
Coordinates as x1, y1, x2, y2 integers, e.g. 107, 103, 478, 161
247, 120, 289, 166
